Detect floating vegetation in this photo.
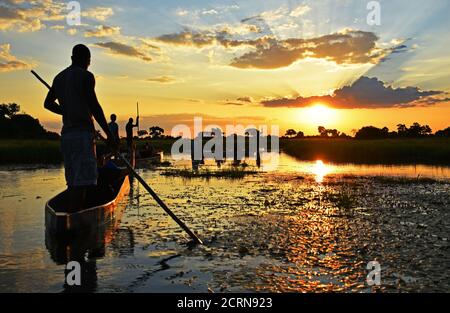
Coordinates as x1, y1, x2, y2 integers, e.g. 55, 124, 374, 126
160, 167, 260, 179
372, 176, 445, 184
160, 161, 172, 167
323, 187, 357, 211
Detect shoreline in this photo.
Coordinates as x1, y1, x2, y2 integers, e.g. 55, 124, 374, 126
1, 138, 450, 166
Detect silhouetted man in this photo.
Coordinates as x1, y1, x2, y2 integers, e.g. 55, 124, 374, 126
126, 117, 139, 151
108, 114, 120, 145
44, 44, 117, 213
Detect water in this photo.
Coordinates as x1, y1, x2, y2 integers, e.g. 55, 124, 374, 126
0, 154, 449, 293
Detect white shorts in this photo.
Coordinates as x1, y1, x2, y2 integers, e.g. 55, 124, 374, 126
61, 130, 97, 187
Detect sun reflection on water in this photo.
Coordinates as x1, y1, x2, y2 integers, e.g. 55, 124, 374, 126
312, 160, 330, 183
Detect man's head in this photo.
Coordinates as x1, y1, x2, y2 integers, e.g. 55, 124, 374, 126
110, 114, 117, 122
129, 118, 133, 123
71, 44, 91, 69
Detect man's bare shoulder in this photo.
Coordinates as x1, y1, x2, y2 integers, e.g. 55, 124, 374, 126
85, 70, 95, 81
54, 67, 70, 81
73, 66, 94, 80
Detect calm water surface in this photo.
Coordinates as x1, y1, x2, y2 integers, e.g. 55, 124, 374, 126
0, 154, 449, 292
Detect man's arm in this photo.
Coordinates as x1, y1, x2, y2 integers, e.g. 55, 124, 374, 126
134, 116, 139, 128
44, 87, 62, 115
86, 73, 113, 137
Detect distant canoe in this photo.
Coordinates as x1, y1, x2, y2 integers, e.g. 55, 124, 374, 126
45, 160, 131, 235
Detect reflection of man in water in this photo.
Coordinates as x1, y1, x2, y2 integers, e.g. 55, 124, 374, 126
44, 44, 117, 213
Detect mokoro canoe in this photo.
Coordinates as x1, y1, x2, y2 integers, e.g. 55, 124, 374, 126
45, 162, 131, 235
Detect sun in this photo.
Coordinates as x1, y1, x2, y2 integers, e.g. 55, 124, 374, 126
302, 103, 337, 126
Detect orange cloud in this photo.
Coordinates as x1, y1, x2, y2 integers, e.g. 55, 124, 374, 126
85, 25, 121, 37
146, 76, 178, 84
82, 7, 114, 21
0, 43, 33, 72
154, 27, 398, 69
230, 31, 382, 69
0, 1, 114, 32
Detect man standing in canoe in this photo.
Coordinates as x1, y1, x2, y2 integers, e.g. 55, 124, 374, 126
108, 114, 120, 145
43, 44, 117, 213
126, 117, 139, 152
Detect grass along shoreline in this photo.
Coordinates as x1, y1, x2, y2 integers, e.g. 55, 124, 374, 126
0, 138, 449, 166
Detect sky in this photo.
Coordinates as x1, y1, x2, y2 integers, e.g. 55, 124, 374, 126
0, 0, 449, 136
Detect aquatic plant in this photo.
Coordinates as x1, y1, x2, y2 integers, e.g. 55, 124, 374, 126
161, 167, 259, 179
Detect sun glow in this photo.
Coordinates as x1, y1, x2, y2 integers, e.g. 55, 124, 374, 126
303, 103, 338, 126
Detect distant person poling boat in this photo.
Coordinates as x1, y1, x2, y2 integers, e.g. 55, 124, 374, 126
126, 117, 139, 154
108, 114, 120, 145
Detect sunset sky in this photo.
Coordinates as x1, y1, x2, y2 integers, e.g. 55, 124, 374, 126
1, 0, 449, 136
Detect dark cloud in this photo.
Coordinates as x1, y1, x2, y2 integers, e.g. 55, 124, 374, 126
146, 75, 178, 83
154, 29, 216, 47
0, 4, 22, 19
261, 76, 447, 109
222, 96, 255, 106
237, 96, 254, 102
93, 42, 152, 62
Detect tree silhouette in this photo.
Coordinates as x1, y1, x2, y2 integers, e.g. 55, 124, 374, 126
355, 126, 390, 139
318, 126, 340, 138
0, 103, 59, 139
0, 103, 20, 119
436, 127, 450, 137
137, 130, 148, 137
149, 126, 164, 138
295, 131, 305, 138
318, 126, 327, 137
285, 129, 297, 138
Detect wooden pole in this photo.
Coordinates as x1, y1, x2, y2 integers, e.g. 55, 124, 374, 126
117, 154, 203, 245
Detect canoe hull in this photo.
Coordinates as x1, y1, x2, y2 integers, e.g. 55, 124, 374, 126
45, 175, 130, 235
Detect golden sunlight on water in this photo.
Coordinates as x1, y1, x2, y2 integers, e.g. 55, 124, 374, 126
312, 160, 331, 183
260, 153, 450, 179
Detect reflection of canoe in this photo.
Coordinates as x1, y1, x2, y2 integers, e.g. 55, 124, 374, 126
45, 159, 132, 235
45, 213, 133, 265
45, 199, 134, 292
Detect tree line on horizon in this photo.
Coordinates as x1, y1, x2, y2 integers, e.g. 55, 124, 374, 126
0, 103, 59, 140
284, 123, 450, 139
